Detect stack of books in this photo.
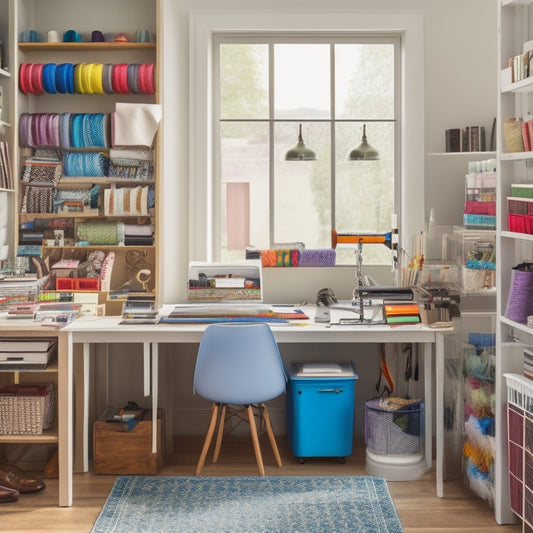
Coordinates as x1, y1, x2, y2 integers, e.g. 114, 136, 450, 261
0, 141, 13, 190
445, 126, 486, 152
508, 183, 533, 234
0, 337, 57, 370
463, 164, 496, 229
384, 303, 421, 324
33, 302, 82, 327
121, 295, 159, 324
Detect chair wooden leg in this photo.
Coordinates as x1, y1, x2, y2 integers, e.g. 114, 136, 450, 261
213, 403, 227, 463
261, 402, 282, 468
195, 402, 219, 476
247, 404, 265, 476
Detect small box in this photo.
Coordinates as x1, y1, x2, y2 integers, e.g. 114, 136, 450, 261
93, 409, 164, 474
287, 361, 357, 460
55, 277, 100, 291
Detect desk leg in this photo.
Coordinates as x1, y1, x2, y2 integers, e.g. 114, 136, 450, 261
435, 333, 445, 498
143, 342, 150, 397
423, 342, 433, 473
151, 342, 158, 454
59, 332, 72, 507
82, 343, 90, 473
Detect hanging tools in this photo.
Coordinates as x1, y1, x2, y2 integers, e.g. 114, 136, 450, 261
402, 343, 412, 381
376, 343, 395, 395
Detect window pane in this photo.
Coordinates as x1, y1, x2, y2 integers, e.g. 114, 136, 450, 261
220, 44, 268, 120
274, 44, 330, 119
335, 44, 394, 120
335, 121, 395, 265
274, 122, 331, 247
220, 122, 269, 262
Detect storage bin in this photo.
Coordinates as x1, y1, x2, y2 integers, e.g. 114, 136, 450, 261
0, 383, 54, 435
93, 409, 164, 474
364, 397, 423, 455
55, 277, 100, 291
286, 361, 357, 460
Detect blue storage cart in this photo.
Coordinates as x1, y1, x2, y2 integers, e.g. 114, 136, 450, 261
287, 361, 358, 463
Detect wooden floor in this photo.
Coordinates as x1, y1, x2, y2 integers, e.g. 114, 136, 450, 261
0, 435, 523, 533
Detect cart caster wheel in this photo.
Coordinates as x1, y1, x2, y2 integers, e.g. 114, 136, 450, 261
337, 457, 345, 464
298, 457, 306, 464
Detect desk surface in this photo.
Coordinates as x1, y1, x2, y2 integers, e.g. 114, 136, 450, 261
64, 304, 449, 344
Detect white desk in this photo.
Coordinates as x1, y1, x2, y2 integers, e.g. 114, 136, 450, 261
64, 305, 450, 506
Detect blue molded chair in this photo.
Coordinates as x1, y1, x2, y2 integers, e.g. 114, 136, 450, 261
193, 323, 287, 476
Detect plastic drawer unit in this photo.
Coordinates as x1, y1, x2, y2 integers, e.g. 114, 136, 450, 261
287, 361, 358, 463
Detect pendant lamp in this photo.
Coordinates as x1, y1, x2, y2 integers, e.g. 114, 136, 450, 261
284, 123, 317, 161
347, 124, 379, 161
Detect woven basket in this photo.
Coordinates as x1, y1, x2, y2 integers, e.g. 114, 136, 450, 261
0, 384, 54, 435
503, 118, 524, 153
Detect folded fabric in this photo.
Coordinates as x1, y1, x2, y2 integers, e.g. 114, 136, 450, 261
109, 148, 153, 161
298, 248, 336, 266
111, 102, 162, 148
464, 201, 496, 216
261, 249, 299, 267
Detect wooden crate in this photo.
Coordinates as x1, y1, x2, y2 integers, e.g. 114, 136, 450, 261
93, 409, 164, 475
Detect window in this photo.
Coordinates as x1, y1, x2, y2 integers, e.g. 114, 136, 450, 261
214, 35, 399, 265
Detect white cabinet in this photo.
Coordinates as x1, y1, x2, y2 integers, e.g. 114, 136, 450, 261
497, 0, 533, 525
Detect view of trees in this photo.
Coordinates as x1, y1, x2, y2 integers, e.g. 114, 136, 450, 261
218, 40, 396, 265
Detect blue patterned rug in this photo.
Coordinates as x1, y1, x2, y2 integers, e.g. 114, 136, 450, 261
91, 475, 403, 533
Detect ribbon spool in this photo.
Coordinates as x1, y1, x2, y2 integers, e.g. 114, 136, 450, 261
136, 269, 152, 291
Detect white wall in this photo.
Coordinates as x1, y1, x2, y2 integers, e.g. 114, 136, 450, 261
103, 0, 498, 443
159, 0, 497, 305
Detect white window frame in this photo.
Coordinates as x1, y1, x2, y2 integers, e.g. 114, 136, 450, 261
189, 11, 424, 263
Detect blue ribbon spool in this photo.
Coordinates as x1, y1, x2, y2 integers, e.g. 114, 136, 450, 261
42, 63, 57, 94
63, 30, 81, 43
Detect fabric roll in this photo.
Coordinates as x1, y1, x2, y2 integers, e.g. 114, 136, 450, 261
124, 236, 154, 246
77, 221, 125, 245
124, 223, 154, 236
505, 263, 533, 324
298, 248, 336, 267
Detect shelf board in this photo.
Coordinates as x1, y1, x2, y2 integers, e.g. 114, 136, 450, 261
500, 230, 533, 241
19, 212, 153, 219
427, 151, 496, 156
41, 244, 155, 250
59, 177, 154, 186
0, 120, 12, 128
502, 76, 533, 94
500, 151, 533, 161
501, 315, 533, 335
0, 426, 58, 444
502, 0, 533, 6
0, 68, 11, 78
18, 42, 156, 52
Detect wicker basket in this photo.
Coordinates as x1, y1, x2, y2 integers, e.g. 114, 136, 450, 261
503, 118, 524, 153
0, 384, 54, 435
364, 397, 424, 455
